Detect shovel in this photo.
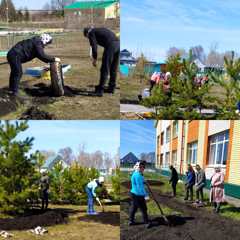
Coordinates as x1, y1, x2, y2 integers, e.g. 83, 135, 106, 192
145, 181, 170, 225
96, 198, 105, 212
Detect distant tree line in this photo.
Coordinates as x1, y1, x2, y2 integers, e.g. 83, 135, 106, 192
0, 0, 30, 22
166, 43, 239, 67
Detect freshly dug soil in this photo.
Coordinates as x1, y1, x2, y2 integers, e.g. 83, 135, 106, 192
0, 88, 19, 117
0, 209, 68, 231
121, 180, 240, 240
20, 106, 56, 119
78, 211, 120, 227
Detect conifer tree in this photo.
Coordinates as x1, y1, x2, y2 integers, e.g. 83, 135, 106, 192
210, 52, 240, 119
0, 121, 39, 212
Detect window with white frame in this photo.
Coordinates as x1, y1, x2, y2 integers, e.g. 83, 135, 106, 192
172, 150, 177, 166
208, 130, 229, 165
164, 152, 170, 168
166, 127, 170, 143
161, 132, 164, 145
187, 142, 198, 164
172, 121, 178, 138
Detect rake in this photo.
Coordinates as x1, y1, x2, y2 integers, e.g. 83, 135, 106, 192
145, 181, 170, 225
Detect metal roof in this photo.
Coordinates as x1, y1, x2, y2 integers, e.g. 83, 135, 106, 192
64, 0, 117, 10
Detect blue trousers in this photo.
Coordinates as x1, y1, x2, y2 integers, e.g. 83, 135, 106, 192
85, 186, 95, 213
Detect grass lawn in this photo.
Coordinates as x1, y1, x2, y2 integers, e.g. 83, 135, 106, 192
0, 204, 120, 240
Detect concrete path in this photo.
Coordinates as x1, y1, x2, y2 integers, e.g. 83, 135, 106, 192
120, 104, 154, 113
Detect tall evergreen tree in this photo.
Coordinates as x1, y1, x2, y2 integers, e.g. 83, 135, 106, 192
210, 52, 240, 119
0, 0, 17, 22
0, 121, 39, 212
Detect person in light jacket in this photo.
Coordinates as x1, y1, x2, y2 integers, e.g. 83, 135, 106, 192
195, 164, 206, 204
210, 166, 225, 213
85, 176, 104, 215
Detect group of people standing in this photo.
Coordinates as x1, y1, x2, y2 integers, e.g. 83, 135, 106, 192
169, 164, 225, 213
128, 161, 226, 228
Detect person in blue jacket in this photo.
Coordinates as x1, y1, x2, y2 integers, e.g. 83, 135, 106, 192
184, 164, 196, 201
129, 161, 150, 227
85, 176, 104, 215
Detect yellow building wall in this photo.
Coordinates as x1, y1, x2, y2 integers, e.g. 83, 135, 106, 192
105, 4, 117, 19
228, 121, 240, 185
197, 121, 206, 168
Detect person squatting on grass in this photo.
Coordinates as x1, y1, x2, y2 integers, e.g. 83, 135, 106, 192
7, 34, 60, 97
40, 170, 50, 211
85, 176, 105, 215
129, 161, 151, 228
210, 167, 225, 213
195, 164, 206, 205
169, 165, 179, 197
184, 164, 196, 201
83, 27, 120, 97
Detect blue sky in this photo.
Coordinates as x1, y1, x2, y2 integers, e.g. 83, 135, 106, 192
121, 0, 240, 61
15, 120, 120, 156
12, 0, 49, 10
120, 120, 156, 158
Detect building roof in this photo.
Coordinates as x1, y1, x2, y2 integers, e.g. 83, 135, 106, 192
120, 152, 139, 164
42, 155, 67, 170
64, 0, 117, 10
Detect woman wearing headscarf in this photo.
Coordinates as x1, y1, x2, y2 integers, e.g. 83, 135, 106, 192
210, 166, 225, 213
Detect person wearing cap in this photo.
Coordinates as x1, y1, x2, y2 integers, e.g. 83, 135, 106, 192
210, 167, 225, 213
129, 161, 151, 228
7, 34, 60, 97
83, 27, 120, 97
85, 176, 104, 215
40, 170, 50, 211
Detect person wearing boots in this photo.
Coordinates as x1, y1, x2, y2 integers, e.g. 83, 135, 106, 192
210, 166, 225, 213
195, 164, 206, 205
7, 34, 60, 98
184, 164, 195, 201
129, 161, 151, 228
169, 165, 179, 197
83, 27, 120, 97
40, 170, 50, 211
85, 176, 105, 215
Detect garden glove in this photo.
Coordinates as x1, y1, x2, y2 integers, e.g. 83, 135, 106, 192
55, 57, 61, 62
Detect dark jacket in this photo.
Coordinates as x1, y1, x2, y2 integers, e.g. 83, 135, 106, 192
169, 168, 179, 183
40, 175, 50, 191
8, 37, 55, 64
87, 28, 119, 60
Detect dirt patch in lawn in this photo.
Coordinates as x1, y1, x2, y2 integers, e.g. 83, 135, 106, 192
78, 211, 120, 226
0, 208, 77, 231
121, 180, 240, 240
0, 31, 120, 120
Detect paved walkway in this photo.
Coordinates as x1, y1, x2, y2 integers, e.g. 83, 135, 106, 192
120, 104, 215, 115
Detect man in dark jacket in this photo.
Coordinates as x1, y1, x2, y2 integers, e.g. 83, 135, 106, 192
169, 165, 179, 197
7, 34, 59, 96
40, 170, 50, 211
83, 27, 120, 97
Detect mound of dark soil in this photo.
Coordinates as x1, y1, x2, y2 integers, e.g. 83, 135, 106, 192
78, 211, 120, 226
20, 106, 56, 120
0, 210, 67, 231
121, 181, 240, 240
